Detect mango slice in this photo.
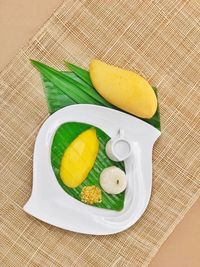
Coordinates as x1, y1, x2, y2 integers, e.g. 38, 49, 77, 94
60, 128, 99, 188
89, 59, 157, 119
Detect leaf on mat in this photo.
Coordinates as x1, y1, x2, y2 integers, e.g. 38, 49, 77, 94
31, 60, 161, 131
31, 60, 113, 109
65, 61, 93, 86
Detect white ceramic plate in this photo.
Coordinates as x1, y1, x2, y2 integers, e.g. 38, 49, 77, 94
24, 104, 160, 235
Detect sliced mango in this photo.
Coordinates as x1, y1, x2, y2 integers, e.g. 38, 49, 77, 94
60, 128, 99, 188
89, 59, 157, 119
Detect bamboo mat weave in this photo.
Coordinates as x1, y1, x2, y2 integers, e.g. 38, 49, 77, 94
0, 0, 200, 266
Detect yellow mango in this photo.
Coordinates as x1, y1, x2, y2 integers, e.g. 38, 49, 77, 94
89, 59, 157, 119
60, 128, 99, 188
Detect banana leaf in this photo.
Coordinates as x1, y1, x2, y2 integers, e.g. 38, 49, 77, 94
66, 61, 160, 130
42, 73, 75, 113
31, 60, 113, 108
144, 87, 160, 130
51, 122, 125, 211
31, 60, 161, 130
42, 72, 95, 113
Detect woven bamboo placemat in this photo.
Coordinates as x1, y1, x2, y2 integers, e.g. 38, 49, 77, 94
1, 0, 200, 266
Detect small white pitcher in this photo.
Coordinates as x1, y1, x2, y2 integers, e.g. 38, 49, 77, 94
106, 129, 132, 162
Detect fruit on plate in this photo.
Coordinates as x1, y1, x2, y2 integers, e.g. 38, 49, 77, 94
60, 128, 99, 188
100, 166, 127, 194
89, 59, 157, 119
81, 185, 102, 205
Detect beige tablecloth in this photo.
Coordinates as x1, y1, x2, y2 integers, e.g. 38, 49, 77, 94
1, 0, 200, 266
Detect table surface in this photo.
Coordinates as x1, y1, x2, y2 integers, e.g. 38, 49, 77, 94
0, 1, 199, 266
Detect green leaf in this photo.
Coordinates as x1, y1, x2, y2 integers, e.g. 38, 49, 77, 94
65, 61, 93, 86
42, 73, 76, 113
51, 122, 125, 211
66, 61, 161, 131
143, 87, 161, 130
31, 60, 113, 108
32, 60, 161, 131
